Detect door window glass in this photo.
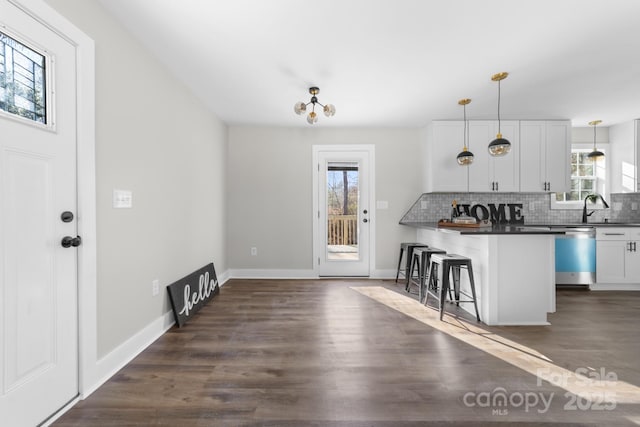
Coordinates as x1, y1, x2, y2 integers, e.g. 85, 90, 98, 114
0, 31, 47, 124
326, 162, 359, 261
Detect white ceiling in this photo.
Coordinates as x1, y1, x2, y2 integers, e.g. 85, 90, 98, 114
97, 0, 640, 128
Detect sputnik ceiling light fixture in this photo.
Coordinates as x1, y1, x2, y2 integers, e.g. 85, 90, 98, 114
456, 98, 474, 166
294, 87, 335, 124
488, 72, 511, 156
587, 120, 605, 161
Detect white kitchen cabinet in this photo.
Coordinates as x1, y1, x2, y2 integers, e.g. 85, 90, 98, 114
520, 121, 571, 192
468, 120, 519, 192
426, 121, 468, 192
595, 227, 640, 285
609, 119, 639, 193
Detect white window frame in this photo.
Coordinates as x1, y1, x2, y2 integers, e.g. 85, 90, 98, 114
551, 143, 609, 210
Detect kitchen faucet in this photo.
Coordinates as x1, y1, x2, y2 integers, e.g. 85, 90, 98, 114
582, 193, 609, 223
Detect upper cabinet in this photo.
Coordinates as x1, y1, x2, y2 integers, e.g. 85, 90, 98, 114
468, 121, 519, 192
609, 119, 639, 193
426, 121, 468, 192
520, 121, 571, 193
426, 120, 569, 193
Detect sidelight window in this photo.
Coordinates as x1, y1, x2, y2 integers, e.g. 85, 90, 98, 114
0, 30, 47, 124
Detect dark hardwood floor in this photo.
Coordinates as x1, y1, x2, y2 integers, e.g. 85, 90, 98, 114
53, 279, 640, 426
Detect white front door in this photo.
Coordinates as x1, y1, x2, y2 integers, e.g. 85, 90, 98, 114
313, 146, 374, 277
0, 2, 79, 426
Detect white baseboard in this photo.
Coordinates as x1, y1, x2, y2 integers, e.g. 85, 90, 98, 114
228, 269, 397, 280
217, 269, 231, 285
370, 269, 396, 279
228, 269, 318, 279
590, 283, 640, 291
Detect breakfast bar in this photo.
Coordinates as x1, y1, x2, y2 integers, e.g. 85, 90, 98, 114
401, 221, 565, 325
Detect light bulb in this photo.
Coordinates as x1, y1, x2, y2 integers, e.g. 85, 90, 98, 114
307, 111, 318, 124
323, 104, 336, 117
294, 102, 307, 115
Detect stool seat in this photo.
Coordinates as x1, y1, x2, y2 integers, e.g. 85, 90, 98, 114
407, 247, 446, 301
425, 253, 481, 322
395, 242, 428, 287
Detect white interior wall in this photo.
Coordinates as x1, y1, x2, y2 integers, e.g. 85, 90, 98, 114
227, 126, 421, 276
45, 0, 228, 358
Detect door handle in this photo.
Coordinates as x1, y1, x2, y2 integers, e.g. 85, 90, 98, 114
363, 218, 368, 223
61, 236, 82, 248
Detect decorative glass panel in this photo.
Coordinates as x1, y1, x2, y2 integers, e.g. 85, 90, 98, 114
0, 31, 46, 124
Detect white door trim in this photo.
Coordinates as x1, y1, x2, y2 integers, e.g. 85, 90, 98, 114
312, 145, 376, 277
11, 0, 97, 402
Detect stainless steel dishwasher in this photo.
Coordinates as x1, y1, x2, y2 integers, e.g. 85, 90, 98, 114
554, 226, 596, 286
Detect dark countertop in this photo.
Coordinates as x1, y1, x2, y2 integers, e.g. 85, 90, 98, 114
400, 221, 640, 235
399, 222, 566, 235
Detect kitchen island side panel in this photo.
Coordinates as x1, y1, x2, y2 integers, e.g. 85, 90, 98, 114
416, 229, 555, 325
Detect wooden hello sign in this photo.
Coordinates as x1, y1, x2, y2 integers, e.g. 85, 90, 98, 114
167, 262, 219, 327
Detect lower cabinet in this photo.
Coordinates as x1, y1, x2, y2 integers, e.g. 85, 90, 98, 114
596, 228, 640, 283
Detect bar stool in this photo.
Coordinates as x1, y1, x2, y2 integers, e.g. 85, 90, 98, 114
425, 253, 481, 322
395, 242, 428, 287
407, 247, 446, 302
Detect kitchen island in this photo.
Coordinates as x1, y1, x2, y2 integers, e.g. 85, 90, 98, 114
401, 222, 565, 325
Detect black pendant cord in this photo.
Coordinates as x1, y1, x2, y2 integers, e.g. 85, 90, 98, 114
463, 103, 468, 149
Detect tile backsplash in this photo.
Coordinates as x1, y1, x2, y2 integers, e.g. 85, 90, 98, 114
400, 192, 640, 224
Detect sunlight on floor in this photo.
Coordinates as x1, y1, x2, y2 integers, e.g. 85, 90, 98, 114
352, 286, 640, 404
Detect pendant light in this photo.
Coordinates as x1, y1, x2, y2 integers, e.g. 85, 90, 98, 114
488, 72, 511, 156
456, 98, 474, 165
587, 120, 605, 161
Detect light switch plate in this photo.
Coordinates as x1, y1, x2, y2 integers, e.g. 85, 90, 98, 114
113, 189, 133, 208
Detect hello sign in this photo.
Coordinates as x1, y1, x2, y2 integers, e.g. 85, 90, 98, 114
167, 263, 219, 327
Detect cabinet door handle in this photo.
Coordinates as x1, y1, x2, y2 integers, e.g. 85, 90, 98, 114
495, 182, 499, 191
491, 182, 495, 191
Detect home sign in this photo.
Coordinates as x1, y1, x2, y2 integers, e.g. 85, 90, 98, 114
167, 262, 219, 327
454, 203, 525, 224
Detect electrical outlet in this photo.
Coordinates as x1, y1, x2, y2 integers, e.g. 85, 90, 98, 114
251, 247, 258, 256
152, 279, 159, 296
